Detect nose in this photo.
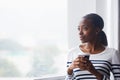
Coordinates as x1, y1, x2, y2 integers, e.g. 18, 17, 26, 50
79, 29, 83, 35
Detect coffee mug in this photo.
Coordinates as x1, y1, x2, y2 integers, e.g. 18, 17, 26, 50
78, 55, 90, 60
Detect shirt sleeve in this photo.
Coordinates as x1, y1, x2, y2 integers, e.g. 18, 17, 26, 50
65, 50, 74, 80
111, 50, 120, 80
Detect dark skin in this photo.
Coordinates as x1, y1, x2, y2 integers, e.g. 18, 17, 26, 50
67, 18, 105, 80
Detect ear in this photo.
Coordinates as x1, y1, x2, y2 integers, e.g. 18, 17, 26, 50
96, 28, 101, 34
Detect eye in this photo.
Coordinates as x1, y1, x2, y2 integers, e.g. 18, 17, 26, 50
77, 26, 80, 31
83, 25, 88, 30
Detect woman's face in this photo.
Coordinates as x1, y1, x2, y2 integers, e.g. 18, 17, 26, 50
78, 18, 97, 43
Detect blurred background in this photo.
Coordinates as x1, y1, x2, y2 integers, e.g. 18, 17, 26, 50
0, 0, 67, 78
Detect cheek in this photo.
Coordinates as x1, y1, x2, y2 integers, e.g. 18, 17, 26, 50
88, 32, 96, 40
85, 31, 96, 40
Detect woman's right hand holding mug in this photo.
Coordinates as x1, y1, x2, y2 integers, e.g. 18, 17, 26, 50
67, 57, 80, 75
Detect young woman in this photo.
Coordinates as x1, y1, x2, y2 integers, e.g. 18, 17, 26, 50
66, 13, 120, 80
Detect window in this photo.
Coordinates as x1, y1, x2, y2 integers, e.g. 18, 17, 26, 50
0, 0, 67, 78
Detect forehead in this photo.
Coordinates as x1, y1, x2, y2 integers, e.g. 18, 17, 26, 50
79, 18, 93, 26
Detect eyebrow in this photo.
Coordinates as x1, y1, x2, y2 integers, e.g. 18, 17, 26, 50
78, 24, 88, 27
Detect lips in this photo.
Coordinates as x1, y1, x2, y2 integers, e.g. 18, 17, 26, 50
80, 36, 84, 40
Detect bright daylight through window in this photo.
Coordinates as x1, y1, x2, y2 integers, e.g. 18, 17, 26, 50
0, 0, 67, 77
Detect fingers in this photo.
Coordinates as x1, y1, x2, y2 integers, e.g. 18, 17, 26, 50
78, 56, 87, 63
69, 56, 95, 71
76, 56, 86, 70
84, 60, 96, 72
73, 58, 80, 67
85, 61, 93, 70
78, 56, 92, 70
69, 58, 80, 69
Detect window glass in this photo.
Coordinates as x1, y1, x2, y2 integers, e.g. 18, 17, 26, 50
0, 0, 67, 77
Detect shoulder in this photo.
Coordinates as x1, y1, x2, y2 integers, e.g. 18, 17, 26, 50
105, 47, 118, 54
68, 47, 79, 57
107, 48, 120, 64
109, 48, 120, 57
67, 46, 81, 61
106, 47, 120, 58
69, 46, 80, 53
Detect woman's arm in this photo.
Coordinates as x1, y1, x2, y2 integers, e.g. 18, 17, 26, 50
88, 67, 103, 80
66, 57, 80, 80
67, 67, 73, 75
111, 50, 120, 80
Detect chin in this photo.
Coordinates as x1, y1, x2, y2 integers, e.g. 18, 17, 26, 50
80, 40, 86, 43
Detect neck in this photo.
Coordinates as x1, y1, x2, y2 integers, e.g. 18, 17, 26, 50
82, 42, 105, 54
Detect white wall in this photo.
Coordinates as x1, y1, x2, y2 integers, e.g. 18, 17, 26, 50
68, 0, 96, 49
96, 0, 118, 50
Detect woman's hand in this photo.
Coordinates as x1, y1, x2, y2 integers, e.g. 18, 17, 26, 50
68, 56, 103, 80
79, 56, 103, 80
69, 57, 80, 69
78, 56, 94, 71
67, 57, 81, 75
67, 56, 90, 75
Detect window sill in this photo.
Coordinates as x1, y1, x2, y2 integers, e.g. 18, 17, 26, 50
34, 75, 65, 80
0, 75, 65, 80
